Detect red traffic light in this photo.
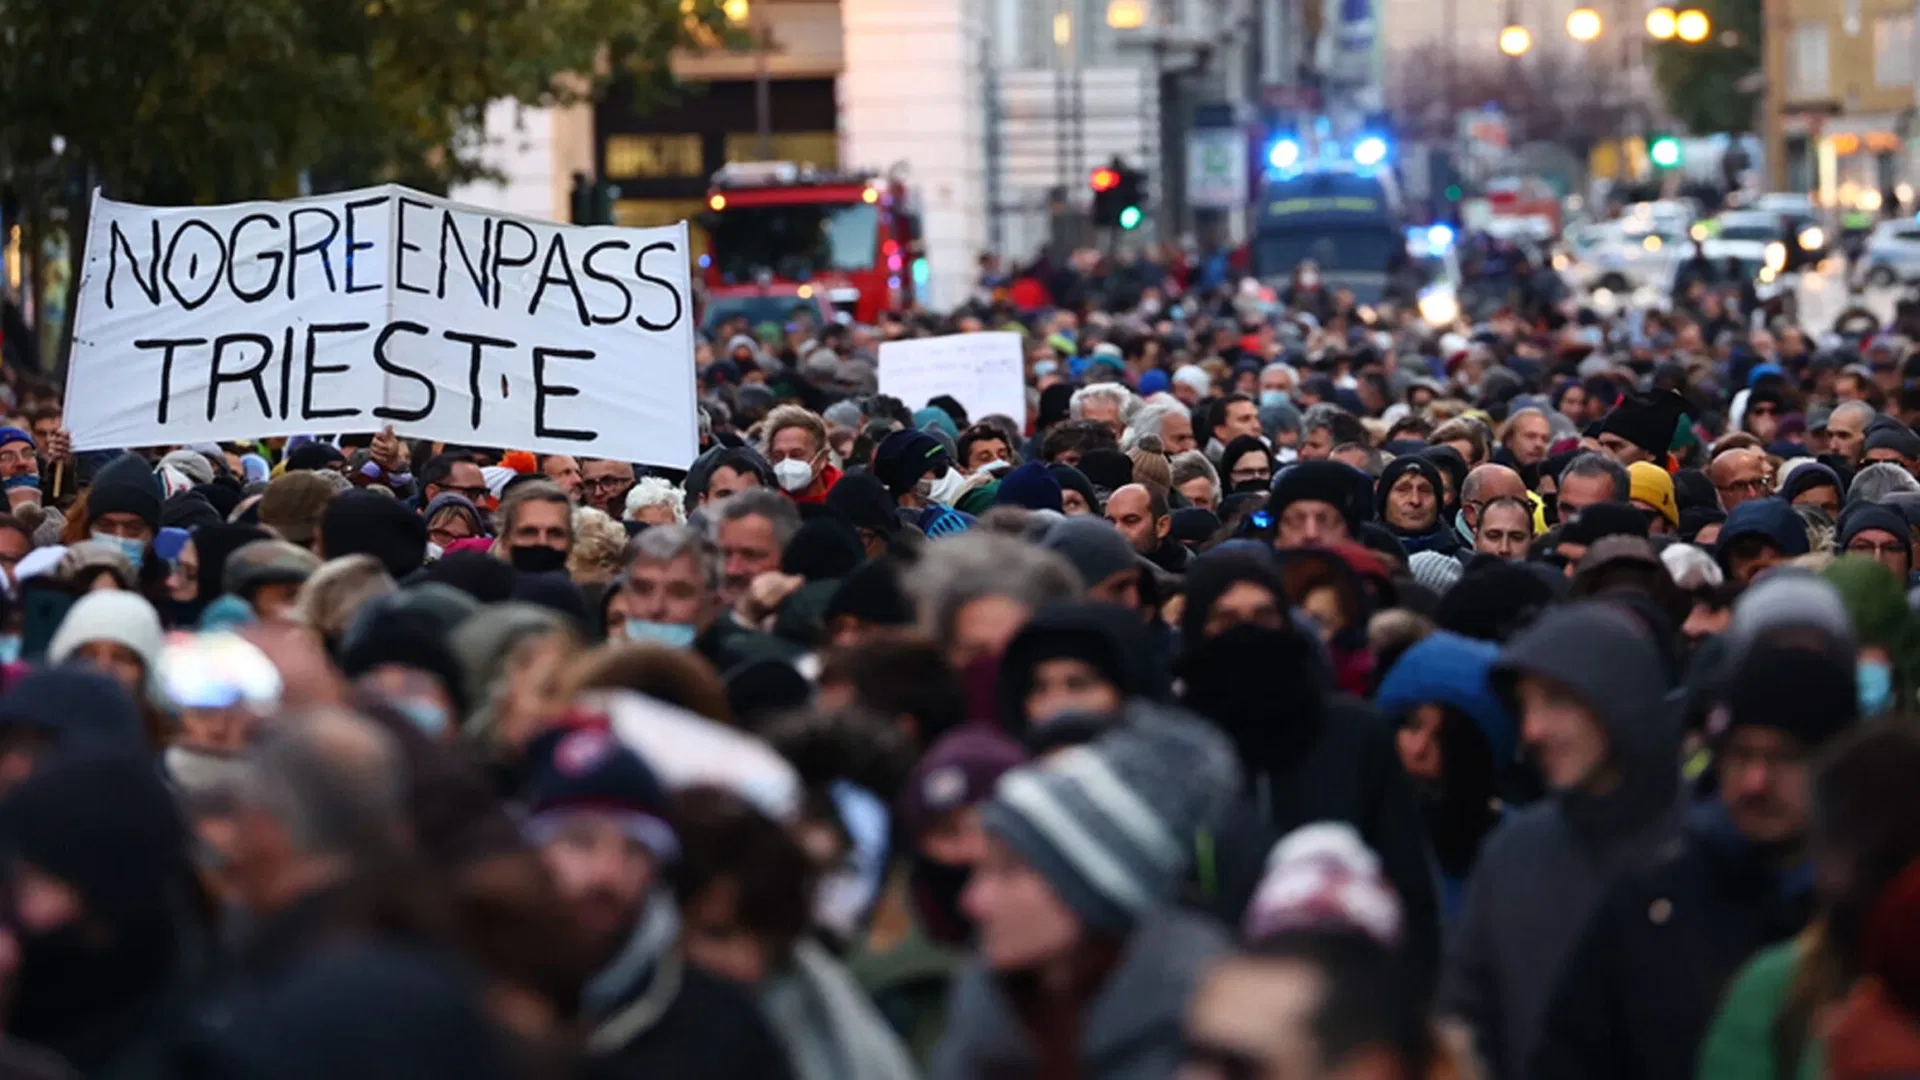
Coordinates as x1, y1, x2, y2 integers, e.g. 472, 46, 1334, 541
1090, 167, 1121, 192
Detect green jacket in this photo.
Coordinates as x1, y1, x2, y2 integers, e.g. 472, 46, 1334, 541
1696, 941, 1823, 1080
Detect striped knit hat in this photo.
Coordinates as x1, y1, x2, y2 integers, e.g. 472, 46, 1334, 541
981, 703, 1238, 931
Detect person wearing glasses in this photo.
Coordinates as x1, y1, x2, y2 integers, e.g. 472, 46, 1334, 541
1708, 448, 1771, 513
417, 452, 492, 510
580, 458, 636, 517
1838, 503, 1913, 582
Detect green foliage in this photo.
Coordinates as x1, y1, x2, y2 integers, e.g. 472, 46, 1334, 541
1650, 0, 1764, 134
0, 0, 734, 209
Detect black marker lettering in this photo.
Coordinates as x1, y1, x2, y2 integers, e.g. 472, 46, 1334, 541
134, 337, 206, 425
226, 213, 285, 303
533, 346, 596, 442
343, 195, 388, 294
286, 206, 341, 300
371, 321, 435, 423
107, 219, 162, 309
438, 210, 491, 303
300, 322, 369, 421
206, 333, 275, 422
633, 241, 685, 332
279, 325, 296, 418
581, 239, 633, 325
394, 197, 433, 295
490, 219, 538, 309
444, 330, 515, 430
529, 233, 591, 325
162, 219, 227, 311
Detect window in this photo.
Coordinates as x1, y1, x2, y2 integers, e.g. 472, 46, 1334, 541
721, 132, 839, 169
603, 135, 705, 179
1875, 14, 1915, 88
1790, 21, 1831, 99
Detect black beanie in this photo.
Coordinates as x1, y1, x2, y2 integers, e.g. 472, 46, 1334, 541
338, 594, 471, 716
1373, 455, 1446, 529
86, 453, 164, 531
824, 558, 914, 627
782, 517, 865, 582
284, 442, 346, 472
1436, 561, 1560, 643
1077, 449, 1135, 495
1269, 460, 1373, 534
162, 491, 222, 532
1562, 501, 1651, 545
0, 752, 188, 924
1049, 464, 1100, 512
825, 473, 902, 538
1671, 468, 1720, 513
321, 491, 428, 579
1724, 639, 1858, 750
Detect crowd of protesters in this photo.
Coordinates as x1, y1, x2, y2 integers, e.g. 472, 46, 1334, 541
0, 257, 1912, 1080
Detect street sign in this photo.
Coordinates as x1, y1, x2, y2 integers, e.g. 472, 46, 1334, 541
1188, 129, 1248, 210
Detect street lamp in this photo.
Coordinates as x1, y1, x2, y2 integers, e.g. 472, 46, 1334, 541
1499, 24, 1533, 56
1106, 0, 1148, 30
721, 0, 749, 22
1645, 7, 1678, 39
1675, 9, 1711, 42
1567, 8, 1603, 41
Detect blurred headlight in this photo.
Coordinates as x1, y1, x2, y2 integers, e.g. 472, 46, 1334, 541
1419, 293, 1460, 326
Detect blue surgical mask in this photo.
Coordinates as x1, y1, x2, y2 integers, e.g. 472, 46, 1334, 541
91, 530, 146, 570
396, 699, 451, 737
0, 635, 20, 665
627, 619, 698, 649
1858, 659, 1893, 716
3, 475, 39, 493
1260, 390, 1292, 409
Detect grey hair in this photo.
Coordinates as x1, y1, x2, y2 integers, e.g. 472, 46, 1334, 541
1069, 384, 1139, 425
909, 533, 1084, 653
1848, 462, 1920, 504
1559, 452, 1631, 501
1831, 400, 1876, 429
241, 709, 407, 862
1260, 361, 1299, 385
1661, 543, 1724, 590
1122, 401, 1188, 452
707, 488, 802, 549
1170, 450, 1220, 500
627, 523, 723, 593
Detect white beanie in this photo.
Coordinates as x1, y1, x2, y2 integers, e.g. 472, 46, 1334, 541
1409, 551, 1464, 596
48, 591, 165, 681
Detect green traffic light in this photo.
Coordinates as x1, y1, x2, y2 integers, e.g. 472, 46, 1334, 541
1118, 205, 1143, 230
1650, 139, 1681, 168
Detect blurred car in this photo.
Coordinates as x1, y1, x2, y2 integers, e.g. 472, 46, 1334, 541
1858, 220, 1920, 286
699, 289, 837, 337
1565, 220, 1687, 294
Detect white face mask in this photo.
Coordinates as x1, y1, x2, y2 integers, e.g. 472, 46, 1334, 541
929, 467, 968, 506
772, 458, 815, 493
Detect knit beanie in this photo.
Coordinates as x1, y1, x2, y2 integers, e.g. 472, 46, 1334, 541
1561, 502, 1651, 545
1218, 436, 1272, 489
1077, 449, 1135, 496
1374, 456, 1446, 529
1270, 461, 1373, 534
824, 558, 914, 627
898, 725, 1029, 838
0, 751, 188, 924
48, 591, 164, 681
0, 669, 145, 754
338, 590, 473, 718
1435, 561, 1561, 644
285, 442, 346, 473
1049, 465, 1100, 512
85, 453, 163, 532
1780, 462, 1845, 506
1866, 424, 1920, 461
161, 491, 222, 532
1041, 516, 1140, 591
1718, 570, 1858, 750
781, 518, 865, 582
1627, 462, 1679, 527
1838, 503, 1913, 561
1242, 822, 1403, 947
995, 461, 1065, 513
825, 473, 901, 538
520, 726, 677, 861
1409, 550, 1463, 595
321, 491, 429, 579
981, 704, 1237, 930
873, 430, 948, 498
258, 471, 337, 547
158, 449, 217, 487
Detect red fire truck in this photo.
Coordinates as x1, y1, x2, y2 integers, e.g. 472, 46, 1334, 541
701, 161, 921, 328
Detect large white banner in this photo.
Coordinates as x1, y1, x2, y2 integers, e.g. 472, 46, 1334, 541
66, 185, 699, 468
877, 332, 1027, 427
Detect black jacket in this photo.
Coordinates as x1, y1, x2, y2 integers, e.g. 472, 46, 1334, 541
1530, 802, 1816, 1080
586, 952, 794, 1080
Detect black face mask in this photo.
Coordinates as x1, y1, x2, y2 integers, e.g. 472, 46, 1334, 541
1231, 478, 1271, 496
1177, 624, 1325, 778
10, 914, 176, 1053
1540, 491, 1561, 528
509, 545, 569, 574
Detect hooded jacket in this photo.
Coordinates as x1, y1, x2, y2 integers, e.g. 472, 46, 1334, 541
1715, 497, 1811, 573
929, 908, 1228, 1080
1441, 601, 1685, 1080
1375, 456, 1460, 556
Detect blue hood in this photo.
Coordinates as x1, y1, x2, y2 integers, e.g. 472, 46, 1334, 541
1375, 630, 1518, 767
1715, 497, 1811, 570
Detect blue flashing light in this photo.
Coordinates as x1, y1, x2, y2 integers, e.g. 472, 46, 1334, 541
1426, 224, 1455, 250
698, 254, 712, 269
1268, 138, 1302, 171
1352, 136, 1389, 167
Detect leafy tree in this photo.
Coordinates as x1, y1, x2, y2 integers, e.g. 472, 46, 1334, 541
1650, 0, 1764, 134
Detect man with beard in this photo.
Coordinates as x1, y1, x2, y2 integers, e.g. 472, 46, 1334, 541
524, 725, 793, 1079
0, 752, 205, 1076
1532, 573, 1850, 1080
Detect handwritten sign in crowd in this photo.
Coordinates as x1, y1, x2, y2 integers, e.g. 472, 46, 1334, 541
66, 185, 700, 468
878, 331, 1027, 428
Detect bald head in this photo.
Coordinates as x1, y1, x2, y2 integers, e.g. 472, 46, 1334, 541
1708, 448, 1769, 511
1828, 400, 1875, 465
1460, 464, 1528, 528
1105, 483, 1169, 554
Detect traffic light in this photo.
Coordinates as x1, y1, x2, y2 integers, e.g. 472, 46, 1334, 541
1650, 136, 1683, 169
570, 172, 621, 225
1091, 159, 1147, 230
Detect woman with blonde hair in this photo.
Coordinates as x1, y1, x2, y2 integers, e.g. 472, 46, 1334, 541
291, 554, 395, 652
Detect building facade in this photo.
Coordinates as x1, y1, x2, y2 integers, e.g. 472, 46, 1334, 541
1762, 0, 1915, 202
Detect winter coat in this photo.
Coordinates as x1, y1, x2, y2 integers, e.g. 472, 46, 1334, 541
1439, 603, 1685, 1080
846, 874, 963, 1069
1532, 801, 1816, 1080
930, 908, 1228, 1080
1695, 940, 1825, 1080
583, 899, 794, 1080
760, 940, 919, 1080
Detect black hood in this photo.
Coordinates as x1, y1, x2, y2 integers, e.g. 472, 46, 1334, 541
998, 602, 1167, 732
1491, 600, 1682, 843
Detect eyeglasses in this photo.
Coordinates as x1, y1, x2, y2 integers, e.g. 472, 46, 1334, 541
583, 476, 633, 492
1848, 540, 1907, 559
444, 484, 492, 502
1715, 477, 1770, 496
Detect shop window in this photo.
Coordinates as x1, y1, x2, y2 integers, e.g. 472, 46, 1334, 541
722, 131, 839, 169
604, 135, 706, 179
